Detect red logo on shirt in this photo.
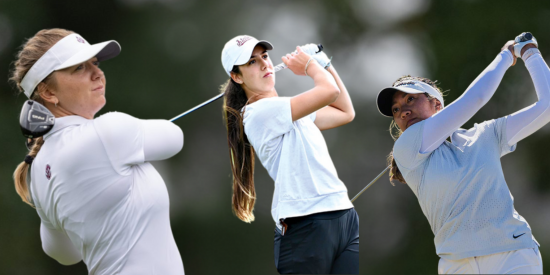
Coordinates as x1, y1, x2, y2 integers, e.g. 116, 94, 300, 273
236, 36, 252, 47
45, 165, 51, 180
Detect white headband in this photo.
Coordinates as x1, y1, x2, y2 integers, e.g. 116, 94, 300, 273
20, 33, 121, 98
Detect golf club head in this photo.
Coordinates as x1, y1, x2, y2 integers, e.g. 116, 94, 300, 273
20, 100, 55, 139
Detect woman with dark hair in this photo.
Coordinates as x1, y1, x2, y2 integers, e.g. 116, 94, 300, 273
376, 33, 545, 274
220, 35, 358, 274
10, 29, 185, 274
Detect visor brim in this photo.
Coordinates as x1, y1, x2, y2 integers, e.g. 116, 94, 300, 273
376, 86, 426, 117
55, 40, 121, 70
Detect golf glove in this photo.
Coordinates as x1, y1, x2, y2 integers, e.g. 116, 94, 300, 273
513, 32, 538, 58
300, 43, 332, 69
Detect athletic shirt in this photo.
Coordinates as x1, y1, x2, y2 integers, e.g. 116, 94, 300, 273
394, 118, 537, 260
242, 97, 353, 229
30, 113, 185, 275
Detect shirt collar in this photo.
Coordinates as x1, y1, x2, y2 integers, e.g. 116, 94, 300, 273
43, 115, 91, 140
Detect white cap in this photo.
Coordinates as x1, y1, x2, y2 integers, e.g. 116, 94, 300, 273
21, 33, 121, 98
221, 35, 273, 76
377, 80, 445, 117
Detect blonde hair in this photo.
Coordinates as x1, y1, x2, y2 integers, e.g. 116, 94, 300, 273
9, 28, 74, 206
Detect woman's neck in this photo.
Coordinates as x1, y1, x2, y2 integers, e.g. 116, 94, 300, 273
246, 88, 278, 104
45, 102, 93, 120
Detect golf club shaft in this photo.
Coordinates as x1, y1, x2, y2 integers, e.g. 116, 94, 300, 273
169, 61, 287, 122
351, 165, 390, 203
169, 93, 225, 122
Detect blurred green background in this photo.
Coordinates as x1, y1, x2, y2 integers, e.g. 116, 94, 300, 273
1, 0, 550, 274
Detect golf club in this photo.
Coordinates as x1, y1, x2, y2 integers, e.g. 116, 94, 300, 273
19, 97, 389, 201
169, 44, 324, 122
19, 44, 398, 202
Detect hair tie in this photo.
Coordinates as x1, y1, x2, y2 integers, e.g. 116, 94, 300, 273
24, 155, 34, 165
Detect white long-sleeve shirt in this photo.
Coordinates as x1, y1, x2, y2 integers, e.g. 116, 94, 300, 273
30, 112, 184, 275
393, 49, 547, 260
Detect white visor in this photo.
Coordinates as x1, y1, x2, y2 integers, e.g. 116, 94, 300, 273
377, 80, 444, 117
21, 33, 121, 98
221, 35, 273, 76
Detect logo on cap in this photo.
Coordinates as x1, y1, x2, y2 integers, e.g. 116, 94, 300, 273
394, 80, 418, 88
76, 36, 86, 44
45, 164, 51, 180
236, 36, 252, 47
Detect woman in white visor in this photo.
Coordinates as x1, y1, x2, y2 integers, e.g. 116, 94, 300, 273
376, 32, 545, 274
220, 35, 358, 274
10, 29, 184, 275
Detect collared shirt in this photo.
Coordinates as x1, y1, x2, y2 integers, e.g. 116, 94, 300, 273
31, 113, 184, 275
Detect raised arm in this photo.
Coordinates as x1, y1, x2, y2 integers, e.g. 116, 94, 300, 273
420, 43, 515, 153
314, 65, 355, 130
40, 223, 82, 265
282, 46, 340, 122
95, 113, 183, 172
142, 119, 184, 161
506, 45, 550, 145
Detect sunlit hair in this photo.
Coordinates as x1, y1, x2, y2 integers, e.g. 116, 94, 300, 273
9, 28, 74, 206
222, 66, 256, 223
387, 75, 444, 185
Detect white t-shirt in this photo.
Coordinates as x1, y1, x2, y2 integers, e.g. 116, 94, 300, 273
242, 97, 353, 229
30, 113, 184, 275
394, 118, 537, 260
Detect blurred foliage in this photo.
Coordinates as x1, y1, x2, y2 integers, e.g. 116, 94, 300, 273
1, 0, 550, 274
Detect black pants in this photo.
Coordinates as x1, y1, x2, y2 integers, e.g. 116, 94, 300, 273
274, 208, 359, 274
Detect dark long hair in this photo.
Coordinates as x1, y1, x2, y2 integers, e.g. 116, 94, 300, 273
387, 75, 444, 185
222, 66, 256, 223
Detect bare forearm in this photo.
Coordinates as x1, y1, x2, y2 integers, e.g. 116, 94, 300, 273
327, 65, 355, 119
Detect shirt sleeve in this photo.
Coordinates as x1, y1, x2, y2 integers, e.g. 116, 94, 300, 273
310, 111, 317, 122
142, 119, 184, 161
40, 223, 82, 265
420, 50, 514, 154
94, 112, 183, 175
243, 97, 294, 147
393, 120, 431, 175
493, 117, 517, 157
506, 50, 550, 145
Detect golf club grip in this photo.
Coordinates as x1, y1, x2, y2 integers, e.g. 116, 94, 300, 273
273, 44, 324, 73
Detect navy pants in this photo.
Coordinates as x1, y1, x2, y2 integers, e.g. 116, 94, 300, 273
274, 208, 359, 274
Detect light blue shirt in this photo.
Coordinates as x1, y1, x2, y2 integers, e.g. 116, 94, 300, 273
394, 117, 537, 260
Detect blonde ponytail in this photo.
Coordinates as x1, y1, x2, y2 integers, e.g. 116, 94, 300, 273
13, 137, 44, 207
